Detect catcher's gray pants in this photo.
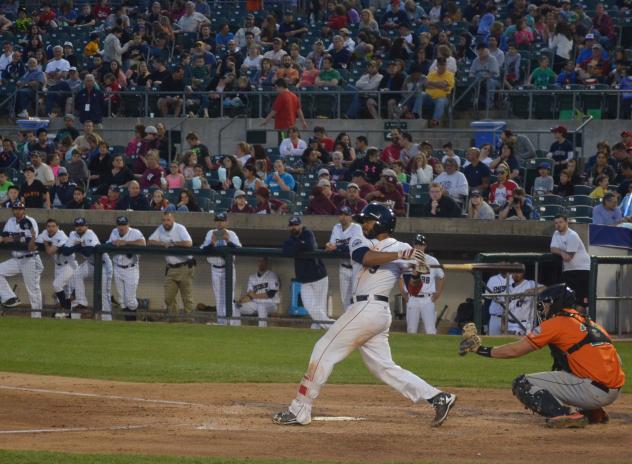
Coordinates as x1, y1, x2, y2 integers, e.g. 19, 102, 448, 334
526, 371, 620, 410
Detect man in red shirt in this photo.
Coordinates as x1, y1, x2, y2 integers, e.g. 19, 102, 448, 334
381, 129, 402, 163
312, 126, 334, 152
365, 169, 406, 216
337, 183, 368, 214
92, 185, 120, 210
262, 79, 307, 142
306, 179, 341, 215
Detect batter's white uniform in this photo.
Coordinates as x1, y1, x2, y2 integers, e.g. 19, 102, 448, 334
507, 278, 537, 335
404, 254, 444, 334
237, 269, 280, 327
486, 273, 512, 336
201, 229, 242, 326
107, 227, 144, 312
36, 229, 77, 304
67, 230, 113, 320
328, 222, 363, 311
287, 235, 443, 425
0, 216, 43, 318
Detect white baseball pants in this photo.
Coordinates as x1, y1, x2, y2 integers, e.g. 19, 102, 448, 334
406, 296, 436, 334
238, 300, 276, 327
488, 314, 503, 335
72, 260, 113, 320
288, 299, 442, 424
0, 255, 43, 318
300, 276, 333, 329
339, 265, 353, 312
53, 261, 77, 295
211, 268, 240, 326
113, 264, 139, 311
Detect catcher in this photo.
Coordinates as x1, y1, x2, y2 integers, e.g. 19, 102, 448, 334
459, 284, 625, 428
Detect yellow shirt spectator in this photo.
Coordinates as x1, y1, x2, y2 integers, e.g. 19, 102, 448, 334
84, 39, 100, 57
589, 186, 608, 199
425, 69, 455, 100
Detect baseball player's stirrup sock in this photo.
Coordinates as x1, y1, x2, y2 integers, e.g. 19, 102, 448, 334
56, 291, 70, 310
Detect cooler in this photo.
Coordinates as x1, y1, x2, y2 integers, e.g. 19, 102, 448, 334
470, 120, 506, 147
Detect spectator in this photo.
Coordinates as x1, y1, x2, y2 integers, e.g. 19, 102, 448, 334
292, 149, 323, 177
157, 66, 185, 117
218, 155, 244, 190
230, 189, 255, 213
185, 132, 213, 171
274, 54, 299, 87
413, 57, 454, 127
382, 0, 408, 29
434, 158, 469, 205
380, 129, 403, 164
0, 139, 17, 169
327, 5, 349, 31
2, 185, 19, 208
298, 58, 319, 87
88, 141, 112, 185
30, 152, 54, 187
116, 180, 150, 211
147, 189, 175, 212
397, 132, 419, 166
241, 164, 263, 192
528, 55, 556, 87
259, 14, 279, 48
175, 188, 202, 212
441, 142, 461, 168
279, 10, 308, 39
556, 60, 579, 86
262, 79, 307, 134
553, 169, 576, 198
263, 38, 288, 68
410, 152, 434, 186
469, 43, 500, 110
28, 128, 55, 156
166, 161, 185, 189
359, 9, 379, 33
578, 44, 610, 83
462, 147, 491, 194
15, 58, 45, 119
254, 186, 286, 214
365, 169, 406, 216
488, 36, 504, 69
354, 136, 369, 159
503, 43, 521, 88
50, 167, 76, 208
422, 182, 461, 218
589, 174, 610, 200
329, 151, 349, 183
533, 162, 554, 195
345, 60, 383, 119
102, 26, 137, 65
139, 152, 166, 189
67, 149, 89, 188
349, 147, 385, 184
315, 56, 342, 88
592, 3, 616, 48
0, 169, 13, 203
2, 49, 25, 84
337, 182, 368, 214
376, 60, 406, 120
620, 183, 632, 217
176, 1, 210, 32
306, 179, 341, 215
20, 166, 50, 209
54, 115, 80, 144
498, 188, 532, 220
499, 129, 536, 162
235, 14, 261, 48
349, 170, 375, 198
73, 120, 103, 153
593, 192, 626, 225
490, 143, 521, 180
215, 23, 234, 47
589, 150, 617, 185
547, 125, 574, 175
312, 127, 335, 152
184, 164, 210, 191
74, 74, 106, 124
64, 186, 91, 209
265, 159, 295, 192
329, 35, 352, 69
467, 190, 495, 219
549, 22, 574, 72
279, 128, 307, 159
98, 155, 134, 194
84, 32, 101, 57
0, 41, 13, 73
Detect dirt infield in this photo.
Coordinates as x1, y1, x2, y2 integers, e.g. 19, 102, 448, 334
0, 373, 630, 463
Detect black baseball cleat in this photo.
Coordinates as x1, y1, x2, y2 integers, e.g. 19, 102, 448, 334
272, 410, 302, 425
2, 297, 21, 308
431, 392, 457, 427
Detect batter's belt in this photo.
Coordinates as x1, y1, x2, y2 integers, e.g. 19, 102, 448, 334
350, 294, 389, 304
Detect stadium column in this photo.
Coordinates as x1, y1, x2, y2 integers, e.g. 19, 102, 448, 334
225, 248, 233, 323
92, 246, 103, 318
473, 255, 484, 333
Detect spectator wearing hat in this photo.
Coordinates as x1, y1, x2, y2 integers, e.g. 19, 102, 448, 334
467, 190, 495, 220
20, 166, 50, 209
620, 130, 632, 149
547, 126, 574, 175
115, 180, 150, 211
365, 169, 406, 216
63, 41, 77, 68
92, 185, 120, 210
578, 43, 610, 83
382, 0, 408, 29
434, 158, 469, 206
349, 147, 385, 184
306, 178, 342, 215
422, 183, 461, 218
462, 147, 491, 195
533, 162, 554, 195
230, 190, 255, 213
337, 182, 368, 215
74, 74, 106, 124
380, 129, 403, 164
64, 186, 91, 210
469, 43, 500, 110
413, 57, 454, 127
15, 58, 45, 119
350, 169, 376, 198
488, 165, 518, 209
345, 60, 383, 119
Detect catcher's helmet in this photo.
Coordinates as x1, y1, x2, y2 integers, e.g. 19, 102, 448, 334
537, 284, 576, 319
414, 234, 427, 245
353, 202, 396, 238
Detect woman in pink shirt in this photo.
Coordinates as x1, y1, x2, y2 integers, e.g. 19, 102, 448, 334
514, 19, 534, 46
299, 59, 319, 88
166, 161, 185, 188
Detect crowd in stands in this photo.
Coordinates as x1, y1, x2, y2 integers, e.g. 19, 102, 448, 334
0, 0, 631, 122
1, 118, 632, 223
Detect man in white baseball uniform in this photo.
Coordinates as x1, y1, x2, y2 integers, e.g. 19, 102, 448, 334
403, 234, 444, 334
324, 206, 363, 312
64, 217, 113, 320
201, 212, 242, 326
147, 212, 195, 316
0, 202, 43, 318
486, 272, 512, 335
35, 218, 77, 318
235, 257, 280, 327
107, 216, 146, 321
274, 203, 456, 427
507, 269, 539, 335
283, 216, 333, 330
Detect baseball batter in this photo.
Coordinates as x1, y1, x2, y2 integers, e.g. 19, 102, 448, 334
324, 206, 363, 312
201, 212, 242, 326
235, 257, 280, 327
107, 216, 146, 321
403, 234, 444, 335
0, 202, 43, 318
63, 217, 113, 320
35, 218, 77, 317
507, 270, 539, 335
273, 203, 456, 427
486, 272, 513, 335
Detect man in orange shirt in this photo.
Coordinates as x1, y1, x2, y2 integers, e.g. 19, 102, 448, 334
460, 284, 625, 428
261, 79, 307, 142
275, 55, 299, 87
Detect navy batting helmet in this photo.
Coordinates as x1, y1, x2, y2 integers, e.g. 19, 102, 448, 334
353, 202, 396, 238
537, 284, 576, 319
414, 234, 427, 245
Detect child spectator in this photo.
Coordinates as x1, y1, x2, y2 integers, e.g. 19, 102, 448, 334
533, 162, 554, 195
180, 151, 198, 179
553, 169, 575, 197
230, 189, 255, 213
589, 174, 610, 200
84, 33, 101, 57
528, 55, 556, 87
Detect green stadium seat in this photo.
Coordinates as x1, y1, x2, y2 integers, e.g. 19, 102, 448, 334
565, 195, 594, 207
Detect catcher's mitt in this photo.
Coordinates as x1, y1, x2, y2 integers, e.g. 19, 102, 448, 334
458, 322, 481, 356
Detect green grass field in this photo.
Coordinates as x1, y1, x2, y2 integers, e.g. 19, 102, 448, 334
0, 317, 629, 464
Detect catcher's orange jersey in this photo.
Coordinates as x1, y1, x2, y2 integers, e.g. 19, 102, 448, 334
527, 309, 625, 389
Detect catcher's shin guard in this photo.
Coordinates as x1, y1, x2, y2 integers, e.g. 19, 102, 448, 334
511, 375, 571, 418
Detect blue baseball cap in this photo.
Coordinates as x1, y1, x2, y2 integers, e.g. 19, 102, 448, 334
288, 216, 302, 226
74, 217, 87, 226
116, 216, 129, 225
214, 212, 228, 221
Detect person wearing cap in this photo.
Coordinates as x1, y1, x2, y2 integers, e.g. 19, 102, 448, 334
621, 130, 632, 149
434, 157, 469, 206
63, 41, 77, 67
263, 37, 288, 68
467, 190, 495, 219
547, 126, 574, 176
230, 189, 255, 213
462, 147, 491, 195
413, 56, 454, 126
337, 182, 368, 215
19, 165, 50, 209
35, 218, 77, 317
64, 217, 114, 320
346, 60, 383, 119
64, 186, 91, 209
469, 43, 500, 110
235, 15, 262, 48
533, 162, 554, 195
283, 216, 332, 329
349, 169, 376, 198
306, 178, 342, 215
306, 40, 325, 69
235, 257, 280, 328
578, 43, 610, 84
74, 74, 106, 124
107, 216, 146, 321
0, 201, 43, 317
365, 169, 406, 216
382, 0, 408, 30
148, 212, 195, 316
200, 212, 242, 325
325, 206, 363, 311
279, 10, 308, 39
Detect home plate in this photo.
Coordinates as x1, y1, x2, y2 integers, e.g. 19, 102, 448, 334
313, 416, 366, 422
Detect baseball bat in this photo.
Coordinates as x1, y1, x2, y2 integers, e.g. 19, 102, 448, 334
428, 263, 526, 273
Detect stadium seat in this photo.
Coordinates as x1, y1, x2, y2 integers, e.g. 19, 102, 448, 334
537, 204, 566, 217
567, 205, 594, 218
569, 217, 592, 224
565, 195, 594, 207
573, 185, 593, 196
533, 194, 564, 206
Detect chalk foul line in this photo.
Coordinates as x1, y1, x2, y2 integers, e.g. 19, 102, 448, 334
0, 424, 148, 435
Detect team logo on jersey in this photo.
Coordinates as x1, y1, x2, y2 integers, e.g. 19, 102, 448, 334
351, 239, 363, 247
